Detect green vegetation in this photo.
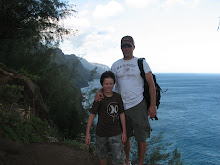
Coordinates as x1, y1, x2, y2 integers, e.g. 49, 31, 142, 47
0, 84, 24, 104
130, 133, 183, 164
63, 133, 96, 155
0, 0, 87, 141
0, 106, 59, 143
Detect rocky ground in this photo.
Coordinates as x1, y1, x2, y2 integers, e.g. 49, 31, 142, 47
0, 138, 100, 165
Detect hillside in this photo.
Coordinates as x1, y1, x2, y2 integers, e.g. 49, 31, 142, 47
0, 48, 111, 165
54, 49, 110, 88
0, 61, 105, 165
79, 57, 110, 75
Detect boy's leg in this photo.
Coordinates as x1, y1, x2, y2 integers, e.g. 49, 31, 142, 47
124, 138, 130, 165
96, 135, 108, 164
109, 134, 125, 165
99, 158, 107, 165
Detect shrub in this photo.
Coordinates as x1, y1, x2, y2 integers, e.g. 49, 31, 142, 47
0, 84, 24, 104
0, 107, 59, 143
130, 132, 183, 165
18, 68, 40, 82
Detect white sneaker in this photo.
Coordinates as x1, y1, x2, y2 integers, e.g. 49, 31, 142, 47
124, 161, 132, 165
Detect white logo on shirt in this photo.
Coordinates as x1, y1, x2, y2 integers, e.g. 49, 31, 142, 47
107, 102, 119, 122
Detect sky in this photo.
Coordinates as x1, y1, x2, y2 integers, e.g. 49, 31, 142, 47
59, 0, 220, 73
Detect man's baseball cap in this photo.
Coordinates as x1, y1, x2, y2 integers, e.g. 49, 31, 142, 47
121, 36, 135, 46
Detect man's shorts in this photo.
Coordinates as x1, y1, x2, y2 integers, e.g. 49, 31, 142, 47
125, 99, 151, 142
96, 134, 125, 164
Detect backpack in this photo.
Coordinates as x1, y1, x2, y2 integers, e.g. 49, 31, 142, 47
138, 58, 162, 120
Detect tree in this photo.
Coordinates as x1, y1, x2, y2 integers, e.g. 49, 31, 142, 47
0, 0, 76, 47
0, 0, 76, 71
0, 0, 88, 139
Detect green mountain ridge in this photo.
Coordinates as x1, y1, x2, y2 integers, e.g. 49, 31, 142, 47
79, 57, 110, 75
54, 48, 110, 88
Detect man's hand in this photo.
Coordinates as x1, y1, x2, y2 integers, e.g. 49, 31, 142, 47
94, 90, 104, 102
148, 105, 157, 119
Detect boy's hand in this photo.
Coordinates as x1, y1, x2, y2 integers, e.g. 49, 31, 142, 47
85, 135, 91, 145
121, 132, 127, 144
94, 90, 104, 102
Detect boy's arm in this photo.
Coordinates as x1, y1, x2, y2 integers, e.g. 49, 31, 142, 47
85, 114, 96, 145
119, 112, 127, 144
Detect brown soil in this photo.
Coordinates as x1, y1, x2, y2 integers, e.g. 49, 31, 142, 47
0, 138, 100, 165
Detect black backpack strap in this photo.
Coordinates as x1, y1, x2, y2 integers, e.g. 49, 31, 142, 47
138, 58, 159, 120
138, 58, 145, 79
138, 57, 150, 103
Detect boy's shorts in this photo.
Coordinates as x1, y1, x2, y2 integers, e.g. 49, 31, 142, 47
96, 134, 125, 164
125, 99, 151, 142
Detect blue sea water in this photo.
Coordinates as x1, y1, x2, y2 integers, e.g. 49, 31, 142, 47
150, 73, 220, 165
82, 73, 220, 165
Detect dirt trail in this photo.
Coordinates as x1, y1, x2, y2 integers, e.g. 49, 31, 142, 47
0, 138, 99, 165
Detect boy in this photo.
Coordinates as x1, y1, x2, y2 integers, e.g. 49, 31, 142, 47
85, 71, 127, 165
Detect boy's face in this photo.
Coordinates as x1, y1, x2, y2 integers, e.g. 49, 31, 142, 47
102, 78, 114, 94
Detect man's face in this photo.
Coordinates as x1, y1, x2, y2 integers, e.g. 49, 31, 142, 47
121, 44, 135, 59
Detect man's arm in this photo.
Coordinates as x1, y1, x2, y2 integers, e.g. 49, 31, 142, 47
94, 88, 104, 102
145, 72, 157, 119
119, 112, 127, 144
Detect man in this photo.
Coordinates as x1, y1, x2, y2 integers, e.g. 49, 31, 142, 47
96, 36, 157, 165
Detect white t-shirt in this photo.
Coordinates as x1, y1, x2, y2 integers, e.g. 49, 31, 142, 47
111, 57, 151, 110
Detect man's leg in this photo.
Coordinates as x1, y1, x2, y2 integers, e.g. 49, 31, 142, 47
99, 158, 107, 165
124, 138, 130, 165
138, 141, 147, 165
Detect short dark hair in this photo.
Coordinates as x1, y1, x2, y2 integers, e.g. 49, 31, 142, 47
100, 71, 115, 85
121, 35, 135, 46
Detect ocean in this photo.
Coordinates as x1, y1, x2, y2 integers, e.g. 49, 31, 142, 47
151, 73, 220, 165
81, 73, 220, 165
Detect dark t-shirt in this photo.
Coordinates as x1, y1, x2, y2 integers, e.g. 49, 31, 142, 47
90, 92, 124, 137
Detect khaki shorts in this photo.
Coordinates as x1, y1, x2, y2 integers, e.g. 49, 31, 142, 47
125, 99, 151, 142
96, 134, 125, 164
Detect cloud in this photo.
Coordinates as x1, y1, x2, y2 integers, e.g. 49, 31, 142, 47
59, 25, 119, 56
61, 10, 91, 35
93, 1, 124, 19
162, 0, 200, 8
76, 27, 118, 53
124, 0, 200, 9
59, 0, 220, 73
125, 0, 152, 8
